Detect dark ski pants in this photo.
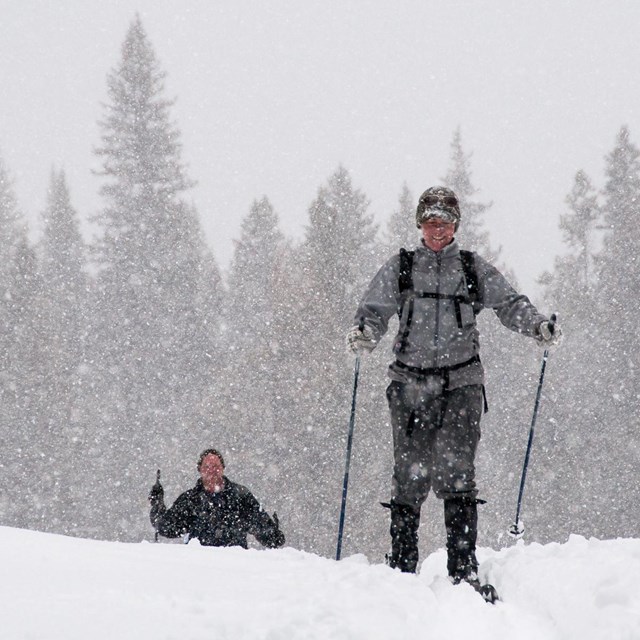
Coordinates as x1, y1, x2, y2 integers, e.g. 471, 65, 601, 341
387, 381, 483, 510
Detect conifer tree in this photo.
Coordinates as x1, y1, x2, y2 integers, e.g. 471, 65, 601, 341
290, 166, 379, 555
302, 166, 378, 327
0, 155, 42, 530
39, 169, 87, 390
220, 197, 291, 474
442, 127, 499, 262
543, 170, 600, 312
88, 16, 222, 540
437, 130, 540, 550
31, 169, 89, 532
597, 126, 640, 368
589, 126, 640, 537
382, 183, 416, 256
533, 169, 602, 540
0, 156, 27, 345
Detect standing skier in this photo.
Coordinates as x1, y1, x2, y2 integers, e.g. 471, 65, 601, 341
347, 186, 560, 599
149, 448, 285, 549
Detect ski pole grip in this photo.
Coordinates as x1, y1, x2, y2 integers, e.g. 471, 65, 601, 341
548, 313, 557, 335
358, 317, 365, 332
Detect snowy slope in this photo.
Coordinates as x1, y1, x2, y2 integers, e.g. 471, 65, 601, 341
1, 526, 638, 640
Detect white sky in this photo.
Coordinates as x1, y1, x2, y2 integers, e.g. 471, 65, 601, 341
2, 1, 639, 293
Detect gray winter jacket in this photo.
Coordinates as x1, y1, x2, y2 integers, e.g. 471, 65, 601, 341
354, 240, 546, 389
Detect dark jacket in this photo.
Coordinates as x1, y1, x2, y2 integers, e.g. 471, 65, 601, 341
150, 477, 285, 549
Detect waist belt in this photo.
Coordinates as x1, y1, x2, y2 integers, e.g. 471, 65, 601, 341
394, 354, 480, 378
394, 355, 488, 413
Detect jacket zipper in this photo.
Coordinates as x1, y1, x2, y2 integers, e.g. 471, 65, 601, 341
433, 252, 442, 364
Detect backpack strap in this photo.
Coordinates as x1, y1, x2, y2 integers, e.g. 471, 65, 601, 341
400, 248, 478, 300
396, 248, 480, 352
398, 248, 414, 295
460, 250, 479, 307
397, 248, 415, 352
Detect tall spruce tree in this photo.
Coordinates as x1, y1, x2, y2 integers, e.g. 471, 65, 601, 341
292, 166, 381, 556
535, 169, 602, 540
442, 128, 499, 262
87, 16, 222, 540
436, 130, 543, 550
382, 183, 416, 256
590, 126, 640, 537
33, 169, 89, 533
39, 169, 87, 397
597, 126, 640, 373
0, 155, 42, 530
220, 197, 292, 479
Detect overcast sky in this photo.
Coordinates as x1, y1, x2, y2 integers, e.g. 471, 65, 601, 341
2, 1, 639, 294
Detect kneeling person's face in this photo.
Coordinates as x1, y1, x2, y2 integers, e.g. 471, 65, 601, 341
200, 454, 225, 492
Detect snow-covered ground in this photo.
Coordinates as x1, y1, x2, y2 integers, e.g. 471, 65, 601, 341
1, 526, 638, 640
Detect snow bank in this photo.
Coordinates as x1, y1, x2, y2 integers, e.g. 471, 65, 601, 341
1, 527, 638, 640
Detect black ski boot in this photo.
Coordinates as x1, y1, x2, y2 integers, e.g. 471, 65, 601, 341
444, 496, 499, 603
383, 501, 420, 573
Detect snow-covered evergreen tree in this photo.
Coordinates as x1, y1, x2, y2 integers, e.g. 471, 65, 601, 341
596, 126, 640, 380
589, 126, 640, 537
86, 16, 223, 540
532, 169, 602, 539
38, 169, 88, 397
30, 169, 89, 532
292, 166, 381, 555
436, 131, 541, 551
0, 155, 42, 530
442, 128, 499, 262
382, 183, 416, 256
220, 197, 293, 480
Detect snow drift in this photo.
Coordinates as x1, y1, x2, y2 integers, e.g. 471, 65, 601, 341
1, 526, 638, 639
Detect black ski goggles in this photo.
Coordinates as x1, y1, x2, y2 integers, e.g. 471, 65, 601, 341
420, 194, 459, 208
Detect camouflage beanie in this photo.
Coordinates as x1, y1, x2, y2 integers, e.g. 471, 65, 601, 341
416, 186, 461, 230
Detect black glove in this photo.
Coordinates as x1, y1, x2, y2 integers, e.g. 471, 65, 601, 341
148, 470, 164, 505
271, 512, 285, 548
149, 471, 166, 532
149, 483, 164, 504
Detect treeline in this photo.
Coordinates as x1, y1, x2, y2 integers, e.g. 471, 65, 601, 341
1, 17, 638, 558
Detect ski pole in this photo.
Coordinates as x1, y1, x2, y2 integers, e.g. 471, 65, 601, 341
336, 319, 364, 560
509, 314, 556, 538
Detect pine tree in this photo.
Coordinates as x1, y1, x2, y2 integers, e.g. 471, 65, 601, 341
0, 155, 42, 530
531, 170, 601, 540
437, 130, 541, 551
32, 169, 89, 533
382, 183, 416, 256
597, 126, 640, 364
290, 166, 381, 556
302, 166, 378, 326
87, 16, 222, 540
597, 126, 640, 399
442, 127, 499, 262
542, 170, 600, 312
0, 156, 27, 345
39, 169, 87, 387
590, 126, 640, 537
220, 197, 290, 474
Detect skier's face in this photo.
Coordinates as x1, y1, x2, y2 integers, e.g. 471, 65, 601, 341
199, 454, 225, 492
421, 218, 455, 252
